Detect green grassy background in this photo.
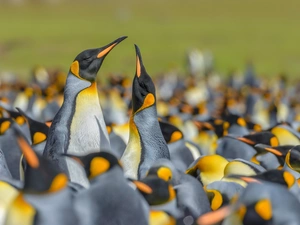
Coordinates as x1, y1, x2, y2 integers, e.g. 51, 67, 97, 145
0, 0, 300, 80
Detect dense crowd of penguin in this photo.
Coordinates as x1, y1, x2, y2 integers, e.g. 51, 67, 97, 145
1, 36, 300, 225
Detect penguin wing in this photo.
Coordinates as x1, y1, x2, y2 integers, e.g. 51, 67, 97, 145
43, 130, 69, 174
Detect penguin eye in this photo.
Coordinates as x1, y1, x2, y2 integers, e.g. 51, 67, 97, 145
83, 57, 92, 62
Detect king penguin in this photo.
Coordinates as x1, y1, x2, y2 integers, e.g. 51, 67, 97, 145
65, 151, 149, 225
43, 36, 127, 187
121, 45, 170, 179
6, 127, 78, 225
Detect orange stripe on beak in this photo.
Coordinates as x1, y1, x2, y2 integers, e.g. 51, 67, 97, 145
17, 137, 39, 168
197, 206, 231, 225
265, 147, 283, 156
237, 137, 256, 145
97, 43, 117, 58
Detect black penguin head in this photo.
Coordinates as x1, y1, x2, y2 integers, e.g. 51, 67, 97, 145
286, 146, 300, 172
4, 109, 26, 126
64, 151, 122, 180
254, 144, 292, 162
138, 176, 176, 205
69, 36, 127, 82
159, 121, 183, 144
147, 166, 173, 182
132, 45, 156, 114
23, 155, 68, 194
17, 108, 49, 145
239, 199, 273, 225
237, 132, 279, 147
15, 128, 67, 193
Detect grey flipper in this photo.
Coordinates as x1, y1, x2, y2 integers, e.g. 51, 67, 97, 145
0, 148, 12, 179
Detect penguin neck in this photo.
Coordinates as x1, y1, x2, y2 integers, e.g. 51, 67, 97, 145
90, 166, 124, 185
121, 115, 142, 180
6, 193, 36, 225
67, 76, 110, 154
134, 106, 170, 179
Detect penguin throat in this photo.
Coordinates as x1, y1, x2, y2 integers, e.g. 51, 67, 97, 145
68, 81, 106, 154
121, 116, 142, 180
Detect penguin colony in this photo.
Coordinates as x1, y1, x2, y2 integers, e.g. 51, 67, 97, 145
1, 36, 300, 225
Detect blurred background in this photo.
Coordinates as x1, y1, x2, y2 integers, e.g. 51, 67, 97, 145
0, 0, 300, 80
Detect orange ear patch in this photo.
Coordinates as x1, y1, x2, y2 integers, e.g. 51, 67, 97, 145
89, 157, 110, 179
48, 173, 68, 192
70, 60, 80, 78
0, 120, 11, 134
169, 131, 182, 143
33, 132, 47, 145
136, 93, 155, 113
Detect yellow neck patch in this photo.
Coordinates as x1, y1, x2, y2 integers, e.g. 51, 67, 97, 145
224, 161, 256, 176
206, 189, 223, 210
255, 199, 272, 220
97, 43, 117, 58
251, 155, 260, 165
169, 131, 182, 143
168, 185, 176, 201
48, 173, 68, 193
89, 157, 110, 179
6, 193, 36, 225
136, 93, 155, 113
106, 126, 112, 134
149, 211, 176, 225
0, 120, 11, 134
285, 150, 292, 168
33, 132, 47, 145
70, 60, 81, 79
223, 121, 230, 130
271, 127, 300, 145
157, 167, 172, 181
198, 155, 229, 185
237, 204, 247, 220
136, 56, 141, 77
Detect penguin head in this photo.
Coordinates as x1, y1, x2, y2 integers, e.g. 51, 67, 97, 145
285, 146, 300, 172
237, 132, 279, 147
231, 170, 296, 189
69, 36, 127, 82
17, 108, 49, 145
147, 166, 173, 182
14, 127, 68, 193
4, 109, 26, 126
132, 44, 156, 114
159, 121, 184, 144
64, 151, 122, 180
138, 176, 176, 205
